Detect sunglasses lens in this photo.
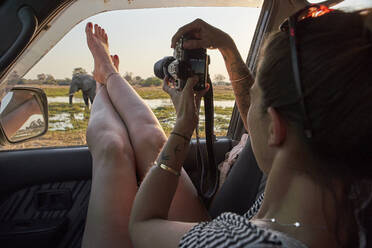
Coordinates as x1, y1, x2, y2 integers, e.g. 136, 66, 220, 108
301, 5, 334, 20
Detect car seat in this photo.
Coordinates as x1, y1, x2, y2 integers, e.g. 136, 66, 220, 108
209, 136, 266, 218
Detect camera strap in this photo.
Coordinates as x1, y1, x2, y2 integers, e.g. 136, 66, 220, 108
196, 76, 219, 202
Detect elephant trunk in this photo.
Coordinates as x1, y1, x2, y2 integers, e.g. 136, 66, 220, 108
69, 94, 73, 105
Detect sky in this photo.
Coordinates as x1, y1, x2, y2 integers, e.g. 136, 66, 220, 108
24, 0, 371, 81
25, 7, 261, 80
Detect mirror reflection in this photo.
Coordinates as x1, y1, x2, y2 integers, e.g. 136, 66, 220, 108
0, 90, 46, 142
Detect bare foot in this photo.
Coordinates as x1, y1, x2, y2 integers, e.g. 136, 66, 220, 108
85, 22, 117, 84
111, 54, 120, 71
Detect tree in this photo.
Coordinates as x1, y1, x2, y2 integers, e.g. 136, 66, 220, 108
73, 67, 87, 76
123, 72, 133, 84
46, 74, 55, 81
213, 74, 226, 83
43, 74, 56, 85
57, 77, 71, 86
37, 73, 46, 81
134, 76, 142, 82
139, 77, 162, 87
132, 75, 143, 85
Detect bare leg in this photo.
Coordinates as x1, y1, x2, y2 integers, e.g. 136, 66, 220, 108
83, 82, 137, 248
83, 22, 208, 247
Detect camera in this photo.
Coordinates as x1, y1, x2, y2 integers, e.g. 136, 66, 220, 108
154, 35, 209, 91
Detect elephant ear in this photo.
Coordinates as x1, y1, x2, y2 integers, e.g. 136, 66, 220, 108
80, 75, 95, 91
69, 80, 79, 94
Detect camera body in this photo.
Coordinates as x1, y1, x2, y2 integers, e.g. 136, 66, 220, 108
154, 36, 209, 91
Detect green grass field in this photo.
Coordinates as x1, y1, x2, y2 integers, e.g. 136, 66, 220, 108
41, 85, 235, 100
3, 85, 236, 150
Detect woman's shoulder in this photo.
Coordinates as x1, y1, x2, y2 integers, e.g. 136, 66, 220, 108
179, 194, 307, 248
179, 212, 307, 248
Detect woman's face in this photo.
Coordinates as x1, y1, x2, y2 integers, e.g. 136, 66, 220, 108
247, 81, 273, 174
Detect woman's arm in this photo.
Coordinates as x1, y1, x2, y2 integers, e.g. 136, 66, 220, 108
129, 128, 197, 248
129, 76, 208, 248
171, 19, 254, 131
220, 42, 254, 131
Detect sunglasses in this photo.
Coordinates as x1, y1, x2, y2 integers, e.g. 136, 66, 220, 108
279, 4, 334, 139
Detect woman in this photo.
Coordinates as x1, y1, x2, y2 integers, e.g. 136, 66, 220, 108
83, 11, 253, 248
128, 6, 372, 248
83, 5, 372, 248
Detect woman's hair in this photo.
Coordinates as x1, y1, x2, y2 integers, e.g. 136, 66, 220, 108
256, 8, 372, 247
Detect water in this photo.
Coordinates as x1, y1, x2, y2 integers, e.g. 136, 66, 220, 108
47, 97, 235, 131
144, 99, 235, 108
49, 113, 74, 131
48, 97, 235, 108
48, 96, 84, 103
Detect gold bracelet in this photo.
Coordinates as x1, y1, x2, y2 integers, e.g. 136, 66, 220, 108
230, 74, 251, 83
155, 162, 181, 177
104, 72, 120, 84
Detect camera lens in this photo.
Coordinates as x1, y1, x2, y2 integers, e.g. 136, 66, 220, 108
154, 56, 175, 79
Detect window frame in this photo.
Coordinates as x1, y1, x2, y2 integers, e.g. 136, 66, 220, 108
227, 0, 274, 140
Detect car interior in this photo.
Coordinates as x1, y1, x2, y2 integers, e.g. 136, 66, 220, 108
0, 0, 369, 247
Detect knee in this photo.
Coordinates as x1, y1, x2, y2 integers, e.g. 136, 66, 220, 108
88, 130, 134, 162
136, 125, 167, 151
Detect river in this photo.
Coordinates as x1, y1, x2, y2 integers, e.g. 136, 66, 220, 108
47, 97, 235, 108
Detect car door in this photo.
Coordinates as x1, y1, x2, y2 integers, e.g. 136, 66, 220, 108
0, 0, 265, 247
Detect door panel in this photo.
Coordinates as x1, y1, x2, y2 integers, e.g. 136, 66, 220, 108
0, 138, 233, 247
0, 147, 92, 248
0, 180, 91, 248
0, 147, 92, 197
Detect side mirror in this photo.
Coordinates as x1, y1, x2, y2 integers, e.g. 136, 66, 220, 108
0, 87, 48, 144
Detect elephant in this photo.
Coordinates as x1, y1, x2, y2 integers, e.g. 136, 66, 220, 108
69, 74, 96, 107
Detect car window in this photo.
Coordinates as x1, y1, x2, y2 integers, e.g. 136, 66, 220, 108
2, 7, 261, 150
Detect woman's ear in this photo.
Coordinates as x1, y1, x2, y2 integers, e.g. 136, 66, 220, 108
267, 107, 287, 147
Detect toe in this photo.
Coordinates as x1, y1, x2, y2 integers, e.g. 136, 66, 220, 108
111, 54, 119, 70
99, 28, 104, 39
85, 22, 93, 36
94, 25, 107, 43
94, 24, 99, 35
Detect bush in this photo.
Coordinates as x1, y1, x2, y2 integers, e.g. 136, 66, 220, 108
139, 77, 162, 87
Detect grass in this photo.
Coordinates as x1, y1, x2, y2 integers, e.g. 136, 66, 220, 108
3, 85, 235, 150
134, 86, 170, 99
41, 86, 83, 98
39, 85, 235, 100
48, 102, 86, 115
133, 86, 236, 100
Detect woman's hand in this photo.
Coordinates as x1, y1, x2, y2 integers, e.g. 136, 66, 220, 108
171, 18, 234, 51
163, 76, 209, 136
